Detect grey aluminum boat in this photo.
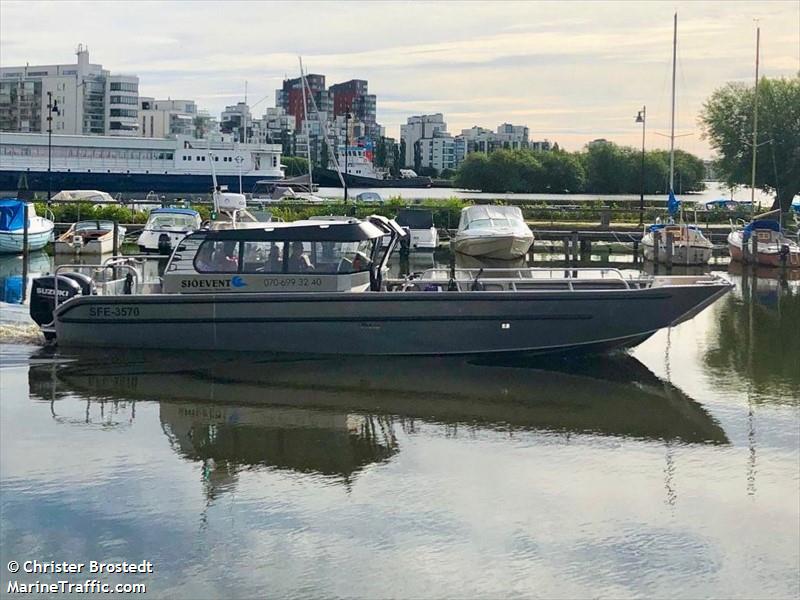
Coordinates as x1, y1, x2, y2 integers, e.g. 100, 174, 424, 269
29, 215, 733, 356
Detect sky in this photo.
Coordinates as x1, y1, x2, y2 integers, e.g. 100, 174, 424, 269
1, 0, 798, 158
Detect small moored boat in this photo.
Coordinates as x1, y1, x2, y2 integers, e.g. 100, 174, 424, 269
136, 207, 202, 254
395, 209, 438, 251
30, 215, 733, 356
728, 219, 800, 268
641, 222, 714, 265
0, 199, 54, 254
55, 220, 126, 255
452, 205, 533, 260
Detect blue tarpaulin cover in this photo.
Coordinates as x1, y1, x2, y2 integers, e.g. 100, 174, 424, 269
0, 199, 25, 232
743, 219, 781, 243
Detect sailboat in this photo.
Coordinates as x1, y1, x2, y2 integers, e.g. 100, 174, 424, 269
641, 13, 713, 266
727, 26, 800, 268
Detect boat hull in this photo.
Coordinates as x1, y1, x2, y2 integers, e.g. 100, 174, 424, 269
728, 231, 800, 268
0, 170, 281, 195
452, 234, 533, 259
54, 235, 115, 255
641, 231, 713, 266
53, 283, 731, 355
0, 228, 52, 253
312, 168, 433, 189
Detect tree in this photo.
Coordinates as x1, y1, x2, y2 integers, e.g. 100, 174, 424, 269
282, 156, 308, 177
375, 137, 388, 168
320, 141, 329, 169
536, 151, 586, 193
700, 76, 800, 212
581, 141, 637, 193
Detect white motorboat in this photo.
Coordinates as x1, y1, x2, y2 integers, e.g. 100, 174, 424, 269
395, 209, 438, 251
30, 215, 732, 356
641, 222, 714, 266
0, 199, 54, 254
728, 219, 800, 268
136, 207, 202, 253
55, 220, 126, 255
452, 205, 533, 260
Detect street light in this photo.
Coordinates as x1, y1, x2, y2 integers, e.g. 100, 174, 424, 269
635, 106, 646, 226
46, 91, 60, 202
344, 112, 351, 204
234, 155, 244, 194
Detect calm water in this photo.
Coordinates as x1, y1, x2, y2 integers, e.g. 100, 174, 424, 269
1, 261, 799, 598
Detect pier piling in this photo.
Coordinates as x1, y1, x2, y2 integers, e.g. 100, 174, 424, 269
653, 230, 661, 264
665, 232, 674, 268
22, 203, 29, 302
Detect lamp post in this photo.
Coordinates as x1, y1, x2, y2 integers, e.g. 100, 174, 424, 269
46, 91, 60, 202
635, 106, 646, 226
234, 155, 244, 194
343, 112, 351, 204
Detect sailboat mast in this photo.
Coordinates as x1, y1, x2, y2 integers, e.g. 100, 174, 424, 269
750, 25, 760, 212
669, 12, 677, 193
298, 57, 313, 187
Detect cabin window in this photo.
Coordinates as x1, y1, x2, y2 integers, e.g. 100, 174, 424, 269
309, 240, 375, 274
194, 240, 240, 273
241, 241, 286, 273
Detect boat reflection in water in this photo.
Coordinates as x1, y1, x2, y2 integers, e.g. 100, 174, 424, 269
28, 350, 728, 494
703, 263, 800, 402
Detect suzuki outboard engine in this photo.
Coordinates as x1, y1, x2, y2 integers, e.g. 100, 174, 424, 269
29, 272, 95, 338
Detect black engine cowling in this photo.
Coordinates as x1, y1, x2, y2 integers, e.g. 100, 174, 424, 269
29, 275, 82, 328
60, 271, 96, 297
158, 233, 172, 255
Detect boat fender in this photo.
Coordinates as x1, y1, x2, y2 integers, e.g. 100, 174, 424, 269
447, 278, 458, 292
60, 272, 96, 297
123, 273, 133, 295
29, 275, 82, 328
158, 233, 172, 255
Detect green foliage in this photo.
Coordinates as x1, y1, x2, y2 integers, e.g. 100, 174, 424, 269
439, 168, 457, 180
282, 156, 309, 177
700, 76, 800, 211
455, 143, 705, 195
36, 202, 150, 223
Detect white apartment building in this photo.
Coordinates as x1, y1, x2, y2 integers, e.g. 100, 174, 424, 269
418, 136, 457, 173
139, 98, 197, 138
400, 114, 448, 167
0, 45, 139, 137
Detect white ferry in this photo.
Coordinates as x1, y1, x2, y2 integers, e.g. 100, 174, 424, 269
0, 132, 284, 194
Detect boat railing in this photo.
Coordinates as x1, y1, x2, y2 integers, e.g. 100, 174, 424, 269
54, 262, 142, 308
397, 267, 635, 292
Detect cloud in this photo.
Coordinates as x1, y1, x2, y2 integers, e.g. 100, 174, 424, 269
1, 0, 798, 156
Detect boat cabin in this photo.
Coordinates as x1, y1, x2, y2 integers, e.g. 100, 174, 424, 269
162, 216, 405, 293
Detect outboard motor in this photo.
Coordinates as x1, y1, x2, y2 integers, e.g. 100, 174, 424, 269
158, 233, 172, 255
60, 271, 96, 297
30, 275, 83, 332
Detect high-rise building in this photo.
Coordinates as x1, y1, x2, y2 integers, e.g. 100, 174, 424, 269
400, 114, 448, 167
329, 79, 379, 139
276, 74, 330, 129
139, 98, 197, 138
220, 102, 253, 143
0, 45, 139, 136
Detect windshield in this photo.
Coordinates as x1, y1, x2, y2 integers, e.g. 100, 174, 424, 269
75, 220, 115, 231
148, 214, 198, 230
465, 218, 513, 230
195, 239, 376, 274
396, 210, 434, 229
